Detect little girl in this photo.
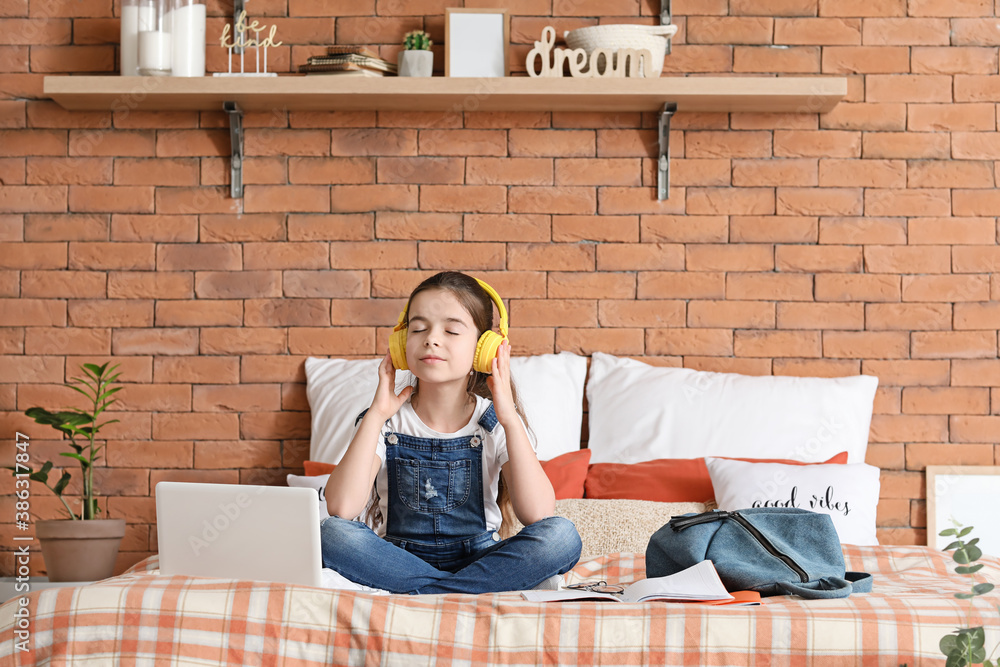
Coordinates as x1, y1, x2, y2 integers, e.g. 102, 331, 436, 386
320, 271, 582, 594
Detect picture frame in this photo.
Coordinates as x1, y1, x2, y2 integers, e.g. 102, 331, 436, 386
926, 465, 1000, 558
445, 8, 509, 77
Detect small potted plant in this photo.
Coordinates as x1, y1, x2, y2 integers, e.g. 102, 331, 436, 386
11, 362, 126, 582
398, 29, 433, 77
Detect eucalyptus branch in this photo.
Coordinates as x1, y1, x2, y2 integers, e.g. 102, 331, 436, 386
938, 520, 997, 667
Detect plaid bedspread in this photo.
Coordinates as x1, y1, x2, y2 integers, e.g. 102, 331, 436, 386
2, 545, 999, 666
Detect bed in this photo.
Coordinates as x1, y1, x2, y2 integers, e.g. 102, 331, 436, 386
4, 351, 999, 665
2, 527, 999, 665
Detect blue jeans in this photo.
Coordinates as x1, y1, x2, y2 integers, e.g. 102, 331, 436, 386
320, 515, 582, 594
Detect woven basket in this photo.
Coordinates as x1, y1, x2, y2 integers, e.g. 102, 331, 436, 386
564, 24, 677, 76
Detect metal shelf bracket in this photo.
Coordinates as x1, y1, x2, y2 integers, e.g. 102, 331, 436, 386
657, 102, 677, 201
660, 0, 673, 54
224, 101, 244, 199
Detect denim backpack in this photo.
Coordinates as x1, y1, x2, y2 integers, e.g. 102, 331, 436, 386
645, 507, 873, 599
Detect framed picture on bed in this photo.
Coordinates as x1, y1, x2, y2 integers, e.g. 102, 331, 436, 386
926, 465, 1000, 558
445, 8, 509, 77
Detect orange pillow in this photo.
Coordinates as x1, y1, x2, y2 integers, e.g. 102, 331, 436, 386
540, 449, 591, 500
305, 450, 592, 500
584, 451, 849, 503
303, 460, 335, 476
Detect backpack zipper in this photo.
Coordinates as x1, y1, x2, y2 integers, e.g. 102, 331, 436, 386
669, 509, 809, 583
728, 511, 809, 583
669, 509, 729, 530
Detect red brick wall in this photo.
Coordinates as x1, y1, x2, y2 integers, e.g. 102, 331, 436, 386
2, 1, 999, 576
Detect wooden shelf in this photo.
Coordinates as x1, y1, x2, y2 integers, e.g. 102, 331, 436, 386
44, 75, 846, 114
43, 74, 846, 200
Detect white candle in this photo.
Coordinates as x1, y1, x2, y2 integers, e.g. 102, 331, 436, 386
138, 30, 172, 75
167, 2, 206, 76
120, 4, 155, 76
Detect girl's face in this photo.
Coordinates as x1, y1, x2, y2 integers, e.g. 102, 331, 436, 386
405, 288, 480, 386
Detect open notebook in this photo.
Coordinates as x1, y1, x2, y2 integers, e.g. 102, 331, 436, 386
522, 560, 758, 604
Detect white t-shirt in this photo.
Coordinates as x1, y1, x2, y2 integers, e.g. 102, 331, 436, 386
369, 395, 534, 538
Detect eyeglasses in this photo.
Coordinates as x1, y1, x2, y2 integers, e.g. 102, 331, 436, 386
565, 580, 625, 595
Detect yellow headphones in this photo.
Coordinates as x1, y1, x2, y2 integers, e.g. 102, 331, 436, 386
389, 278, 509, 374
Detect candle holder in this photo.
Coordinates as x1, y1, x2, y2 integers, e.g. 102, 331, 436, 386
169, 0, 206, 77
121, 0, 155, 76
137, 0, 171, 76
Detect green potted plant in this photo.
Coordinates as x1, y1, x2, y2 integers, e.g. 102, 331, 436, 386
398, 29, 433, 77
938, 522, 998, 667
12, 362, 126, 582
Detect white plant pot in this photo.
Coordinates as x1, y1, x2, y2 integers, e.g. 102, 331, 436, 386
398, 50, 433, 77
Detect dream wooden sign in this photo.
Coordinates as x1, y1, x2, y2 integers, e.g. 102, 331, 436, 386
526, 26, 654, 78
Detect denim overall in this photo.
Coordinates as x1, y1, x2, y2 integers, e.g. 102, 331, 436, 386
382, 405, 501, 572
319, 402, 583, 593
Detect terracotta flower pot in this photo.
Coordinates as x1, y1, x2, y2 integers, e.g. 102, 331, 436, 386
36, 518, 126, 582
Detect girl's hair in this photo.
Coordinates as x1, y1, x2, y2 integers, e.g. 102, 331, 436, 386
368, 271, 531, 538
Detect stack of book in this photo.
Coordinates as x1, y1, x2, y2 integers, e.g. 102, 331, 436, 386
298, 46, 397, 77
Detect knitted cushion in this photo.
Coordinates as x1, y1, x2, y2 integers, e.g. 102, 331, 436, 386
513, 498, 709, 560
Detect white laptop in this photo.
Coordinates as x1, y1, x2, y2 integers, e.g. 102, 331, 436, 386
156, 481, 323, 587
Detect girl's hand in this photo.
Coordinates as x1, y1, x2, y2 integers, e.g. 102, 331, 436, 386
370, 350, 413, 420
486, 340, 518, 425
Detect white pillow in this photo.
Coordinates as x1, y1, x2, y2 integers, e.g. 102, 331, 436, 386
305, 357, 414, 464
510, 352, 587, 460
705, 458, 881, 546
286, 473, 330, 520
585, 352, 877, 465
306, 352, 587, 464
